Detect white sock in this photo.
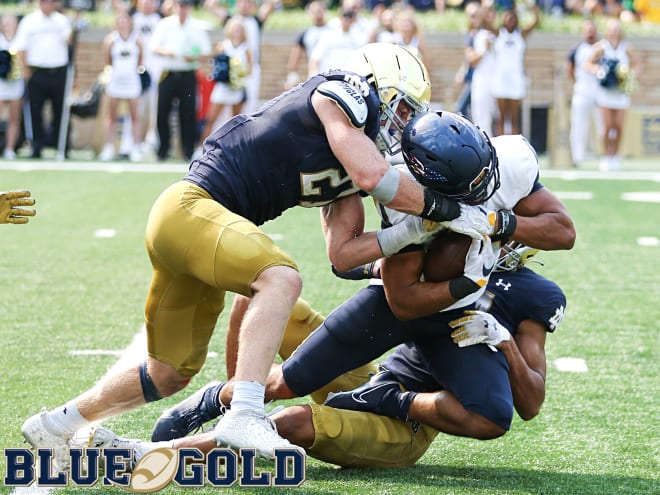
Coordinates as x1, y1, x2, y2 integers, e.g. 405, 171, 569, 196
229, 381, 265, 414
45, 402, 89, 436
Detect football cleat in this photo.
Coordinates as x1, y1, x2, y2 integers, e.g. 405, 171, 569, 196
84, 426, 144, 471
324, 369, 414, 421
213, 409, 304, 460
22, 408, 72, 472
152, 381, 227, 442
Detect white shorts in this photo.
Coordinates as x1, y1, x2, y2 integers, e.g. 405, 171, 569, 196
210, 82, 245, 106
596, 86, 630, 110
0, 78, 24, 101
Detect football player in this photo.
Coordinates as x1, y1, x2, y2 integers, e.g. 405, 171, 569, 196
138, 111, 573, 451
86, 242, 565, 468
0, 190, 36, 224
21, 45, 497, 469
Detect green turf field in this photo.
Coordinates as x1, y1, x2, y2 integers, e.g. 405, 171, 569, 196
0, 162, 658, 494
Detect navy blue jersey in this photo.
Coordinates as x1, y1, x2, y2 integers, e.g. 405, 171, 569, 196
385, 268, 566, 390
477, 266, 566, 334
185, 71, 381, 226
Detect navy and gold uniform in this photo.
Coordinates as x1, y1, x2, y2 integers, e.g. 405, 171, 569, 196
186, 71, 380, 225
278, 268, 565, 468
144, 71, 380, 377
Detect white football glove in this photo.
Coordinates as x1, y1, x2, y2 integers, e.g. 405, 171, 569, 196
442, 204, 495, 239
463, 235, 497, 287
377, 215, 442, 257
449, 310, 511, 352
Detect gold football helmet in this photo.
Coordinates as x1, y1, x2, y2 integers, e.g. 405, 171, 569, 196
495, 241, 541, 272
344, 43, 431, 155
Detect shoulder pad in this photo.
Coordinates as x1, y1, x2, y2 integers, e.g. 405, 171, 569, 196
317, 80, 368, 128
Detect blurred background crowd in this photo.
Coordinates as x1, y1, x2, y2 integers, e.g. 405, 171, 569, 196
0, 0, 657, 166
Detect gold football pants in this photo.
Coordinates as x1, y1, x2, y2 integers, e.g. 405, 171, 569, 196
281, 298, 439, 468
144, 180, 298, 376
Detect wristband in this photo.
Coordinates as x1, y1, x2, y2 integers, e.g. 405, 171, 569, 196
492, 210, 517, 242
370, 166, 400, 205
331, 262, 380, 280
448, 276, 480, 300
422, 189, 460, 222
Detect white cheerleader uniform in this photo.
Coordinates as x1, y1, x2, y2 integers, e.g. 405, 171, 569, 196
596, 39, 630, 110
470, 28, 497, 137
210, 39, 249, 106
105, 31, 142, 100
492, 28, 527, 100
0, 34, 24, 101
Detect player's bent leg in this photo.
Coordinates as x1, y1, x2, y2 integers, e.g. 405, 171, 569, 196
409, 391, 506, 440
215, 266, 304, 460
270, 405, 316, 450
306, 404, 438, 468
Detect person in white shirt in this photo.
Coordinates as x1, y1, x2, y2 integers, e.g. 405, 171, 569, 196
150, 0, 211, 161
566, 18, 601, 168
283, 0, 329, 90
14, 0, 73, 158
309, 9, 365, 76
468, 4, 497, 138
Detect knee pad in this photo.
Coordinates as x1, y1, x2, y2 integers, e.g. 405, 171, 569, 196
139, 361, 163, 403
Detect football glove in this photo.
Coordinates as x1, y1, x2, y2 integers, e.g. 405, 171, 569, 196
449, 310, 511, 352
442, 204, 496, 240
448, 236, 497, 300
377, 215, 442, 257
0, 190, 36, 224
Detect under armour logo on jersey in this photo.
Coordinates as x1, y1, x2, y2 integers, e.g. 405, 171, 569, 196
495, 279, 512, 291
548, 304, 565, 331
343, 74, 370, 97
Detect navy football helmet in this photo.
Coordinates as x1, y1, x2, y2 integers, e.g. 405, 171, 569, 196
402, 111, 500, 205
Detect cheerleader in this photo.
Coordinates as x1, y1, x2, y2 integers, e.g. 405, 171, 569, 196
0, 15, 24, 160
99, 11, 145, 162
197, 17, 252, 153
586, 18, 640, 171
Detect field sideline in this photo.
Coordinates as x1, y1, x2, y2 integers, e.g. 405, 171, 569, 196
0, 158, 658, 495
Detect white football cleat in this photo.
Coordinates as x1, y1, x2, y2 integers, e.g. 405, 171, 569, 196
22, 408, 72, 472
84, 426, 145, 471
213, 409, 304, 460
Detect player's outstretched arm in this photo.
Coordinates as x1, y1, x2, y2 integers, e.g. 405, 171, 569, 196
0, 190, 36, 224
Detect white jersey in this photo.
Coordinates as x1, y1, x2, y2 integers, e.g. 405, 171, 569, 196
571, 40, 600, 95
0, 34, 23, 101
374, 134, 540, 311
596, 39, 631, 110
132, 11, 161, 74
492, 28, 527, 100
105, 31, 142, 99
